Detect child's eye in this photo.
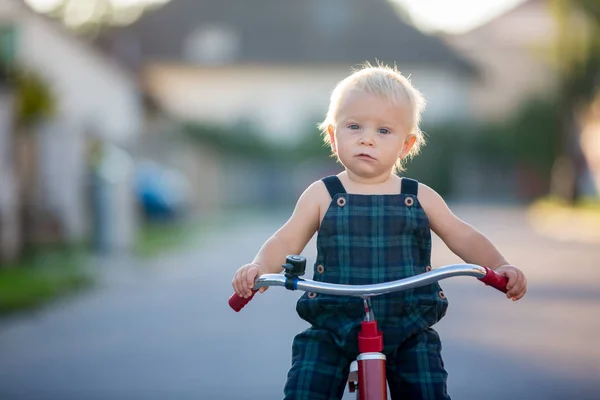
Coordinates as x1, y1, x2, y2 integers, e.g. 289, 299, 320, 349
348, 124, 360, 130
378, 128, 391, 134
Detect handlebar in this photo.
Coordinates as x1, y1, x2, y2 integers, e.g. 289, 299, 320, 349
229, 261, 509, 312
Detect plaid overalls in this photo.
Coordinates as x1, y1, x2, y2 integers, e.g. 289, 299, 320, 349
283, 176, 451, 400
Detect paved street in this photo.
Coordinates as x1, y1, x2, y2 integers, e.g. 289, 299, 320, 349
0, 206, 599, 399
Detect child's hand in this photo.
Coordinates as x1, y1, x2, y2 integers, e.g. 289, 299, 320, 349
495, 264, 527, 301
232, 264, 267, 298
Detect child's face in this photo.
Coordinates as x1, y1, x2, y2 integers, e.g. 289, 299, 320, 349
328, 90, 415, 179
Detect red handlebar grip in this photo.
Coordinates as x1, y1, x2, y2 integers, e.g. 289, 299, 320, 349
479, 266, 509, 293
228, 290, 257, 312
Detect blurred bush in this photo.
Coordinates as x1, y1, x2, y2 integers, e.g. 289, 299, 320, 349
182, 96, 561, 201
409, 95, 561, 197
6, 65, 56, 129
183, 121, 331, 164
184, 122, 280, 161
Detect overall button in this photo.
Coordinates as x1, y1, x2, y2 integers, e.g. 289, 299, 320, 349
438, 291, 447, 300
337, 197, 346, 207
316, 264, 325, 274
307, 292, 317, 299
404, 197, 414, 207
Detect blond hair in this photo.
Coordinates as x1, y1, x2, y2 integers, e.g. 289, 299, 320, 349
318, 62, 426, 172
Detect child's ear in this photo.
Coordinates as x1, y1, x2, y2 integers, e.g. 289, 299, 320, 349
327, 125, 337, 153
400, 134, 416, 158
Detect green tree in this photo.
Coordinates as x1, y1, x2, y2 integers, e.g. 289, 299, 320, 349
551, 0, 600, 202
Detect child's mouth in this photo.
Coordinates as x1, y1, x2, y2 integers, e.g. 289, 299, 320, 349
356, 153, 376, 161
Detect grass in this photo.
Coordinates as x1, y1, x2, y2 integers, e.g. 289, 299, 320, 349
133, 219, 205, 258
0, 248, 94, 314
530, 196, 600, 218
528, 195, 600, 242
0, 208, 282, 313
533, 195, 600, 208
132, 208, 284, 258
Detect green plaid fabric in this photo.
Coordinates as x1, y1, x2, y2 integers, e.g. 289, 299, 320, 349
284, 176, 450, 399
386, 328, 450, 399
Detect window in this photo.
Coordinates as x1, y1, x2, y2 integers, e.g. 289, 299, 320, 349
0, 25, 17, 65
0, 25, 17, 81
183, 24, 240, 64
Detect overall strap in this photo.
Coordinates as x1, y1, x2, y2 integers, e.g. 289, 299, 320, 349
322, 176, 347, 199
400, 178, 419, 195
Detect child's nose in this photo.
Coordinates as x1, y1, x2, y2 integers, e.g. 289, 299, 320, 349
359, 131, 376, 146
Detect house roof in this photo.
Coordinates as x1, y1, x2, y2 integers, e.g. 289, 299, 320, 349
98, 0, 474, 73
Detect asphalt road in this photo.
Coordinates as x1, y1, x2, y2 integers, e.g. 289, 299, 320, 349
0, 206, 598, 399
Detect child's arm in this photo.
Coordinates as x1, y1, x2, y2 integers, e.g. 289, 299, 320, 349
232, 181, 322, 298
419, 184, 527, 301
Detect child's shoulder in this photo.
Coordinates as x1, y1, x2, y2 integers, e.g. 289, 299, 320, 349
411, 181, 450, 214
412, 180, 440, 198
299, 178, 333, 201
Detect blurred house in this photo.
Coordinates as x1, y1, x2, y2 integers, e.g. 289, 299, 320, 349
98, 0, 476, 141
94, 0, 479, 209
444, 0, 558, 122
446, 0, 600, 198
0, 0, 142, 257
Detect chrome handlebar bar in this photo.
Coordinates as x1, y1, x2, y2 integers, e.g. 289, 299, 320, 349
253, 263, 487, 297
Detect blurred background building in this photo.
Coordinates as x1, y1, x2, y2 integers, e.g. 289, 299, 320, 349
96, 0, 482, 212
0, 0, 598, 259
98, 0, 475, 137
446, 0, 558, 121
0, 0, 141, 261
